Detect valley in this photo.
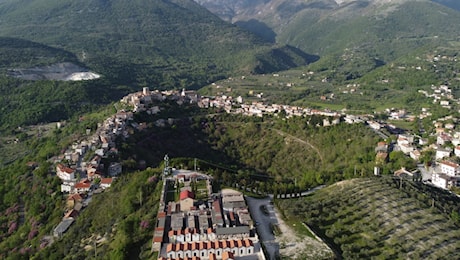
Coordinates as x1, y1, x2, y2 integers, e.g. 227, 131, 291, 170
0, 0, 460, 259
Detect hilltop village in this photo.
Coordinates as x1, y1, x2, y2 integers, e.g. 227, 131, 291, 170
49, 86, 347, 240
48, 76, 460, 254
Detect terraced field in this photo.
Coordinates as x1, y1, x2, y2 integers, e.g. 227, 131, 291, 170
278, 177, 460, 259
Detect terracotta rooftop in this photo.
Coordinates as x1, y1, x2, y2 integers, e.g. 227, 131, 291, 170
100, 178, 113, 184
180, 190, 195, 200
75, 182, 91, 189
165, 239, 252, 253
57, 164, 74, 174
441, 160, 460, 168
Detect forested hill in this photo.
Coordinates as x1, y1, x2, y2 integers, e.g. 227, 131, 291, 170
0, 0, 314, 88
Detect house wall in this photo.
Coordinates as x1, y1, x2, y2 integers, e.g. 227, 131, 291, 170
440, 163, 460, 177
432, 173, 448, 189
61, 184, 73, 193
57, 170, 75, 181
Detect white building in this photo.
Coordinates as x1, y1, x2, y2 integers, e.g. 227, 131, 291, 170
436, 149, 451, 160
439, 161, 460, 177
455, 146, 460, 157
432, 161, 460, 189
56, 164, 75, 181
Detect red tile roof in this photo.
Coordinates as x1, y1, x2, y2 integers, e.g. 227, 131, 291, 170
57, 164, 74, 174
166, 243, 174, 252
100, 178, 113, 184
75, 182, 91, 189
67, 193, 83, 201
244, 238, 253, 247
165, 239, 251, 255
64, 209, 79, 219
441, 160, 460, 168
222, 251, 234, 260
180, 190, 195, 200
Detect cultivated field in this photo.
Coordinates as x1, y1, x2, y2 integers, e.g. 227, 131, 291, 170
277, 177, 460, 259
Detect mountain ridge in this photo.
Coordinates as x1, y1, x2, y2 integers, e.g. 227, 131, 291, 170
0, 0, 313, 88
195, 0, 460, 63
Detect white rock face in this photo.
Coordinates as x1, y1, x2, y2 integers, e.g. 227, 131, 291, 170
8, 62, 101, 81
65, 72, 101, 81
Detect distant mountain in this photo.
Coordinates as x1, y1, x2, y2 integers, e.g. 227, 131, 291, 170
195, 0, 460, 62
432, 0, 460, 11
0, 0, 314, 89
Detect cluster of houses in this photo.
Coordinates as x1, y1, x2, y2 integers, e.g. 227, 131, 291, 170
431, 160, 460, 189
152, 169, 261, 260
419, 85, 455, 110
52, 88, 206, 239
197, 94, 340, 120
119, 86, 349, 130
49, 76, 460, 250
51, 106, 139, 237
121, 87, 199, 114
371, 112, 460, 190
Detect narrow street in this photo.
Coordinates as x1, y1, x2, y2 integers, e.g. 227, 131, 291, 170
246, 196, 279, 260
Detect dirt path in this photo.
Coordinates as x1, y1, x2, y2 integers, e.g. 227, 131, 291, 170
273, 206, 333, 259
272, 129, 324, 164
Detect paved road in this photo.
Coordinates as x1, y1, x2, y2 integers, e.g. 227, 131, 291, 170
246, 196, 279, 260
418, 163, 433, 181
369, 126, 389, 140
245, 185, 326, 259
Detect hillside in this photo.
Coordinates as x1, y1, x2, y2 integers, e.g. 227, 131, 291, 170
0, 0, 313, 88
0, 95, 383, 259
277, 177, 460, 258
119, 110, 381, 192
196, 0, 460, 62
0, 0, 318, 131
0, 37, 130, 130
199, 41, 460, 116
